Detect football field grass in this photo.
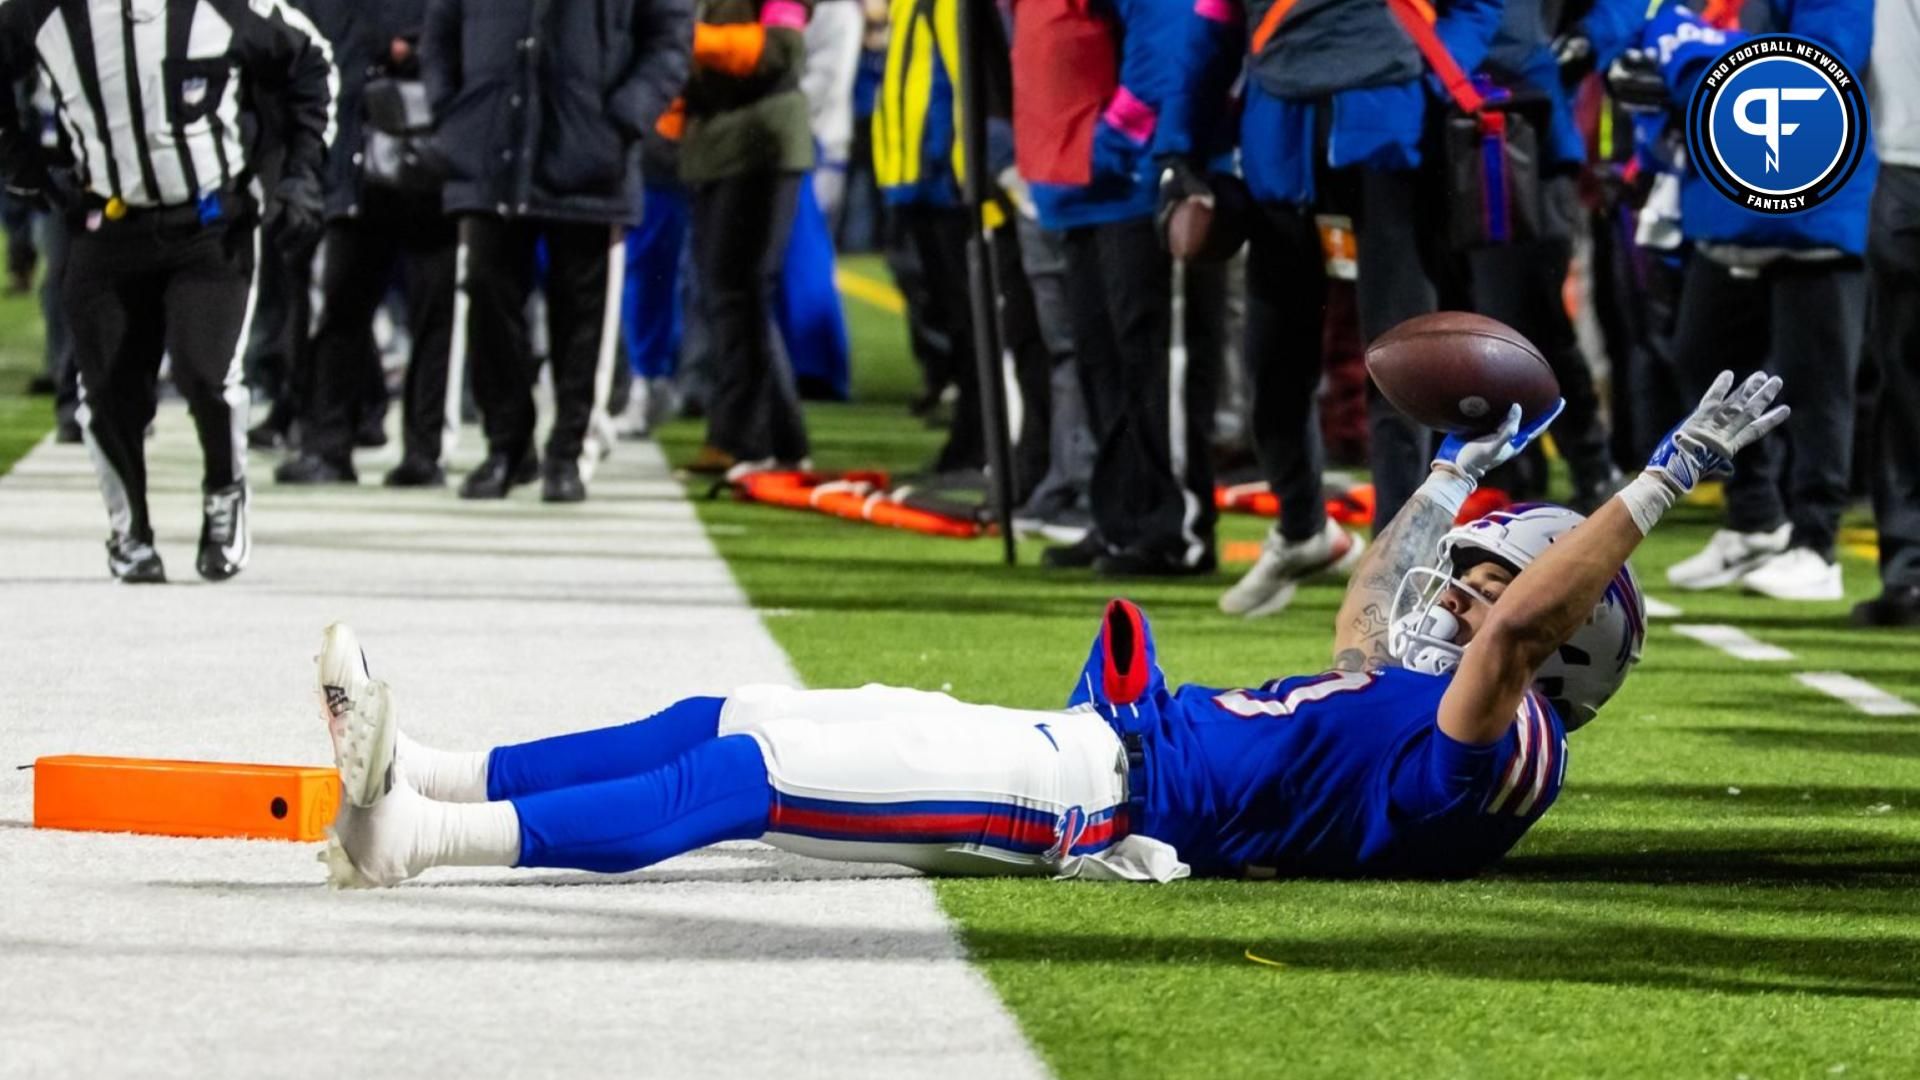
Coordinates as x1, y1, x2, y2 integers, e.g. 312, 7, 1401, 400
0, 286, 50, 475
3, 253, 1914, 1077
663, 255, 1920, 1078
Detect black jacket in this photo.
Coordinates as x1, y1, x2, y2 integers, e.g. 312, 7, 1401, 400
421, 0, 691, 225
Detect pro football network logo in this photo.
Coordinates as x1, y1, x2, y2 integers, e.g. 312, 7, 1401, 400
1685, 34, 1869, 215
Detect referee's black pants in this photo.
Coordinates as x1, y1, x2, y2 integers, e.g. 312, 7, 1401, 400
302, 189, 456, 464
457, 215, 625, 468
66, 213, 257, 545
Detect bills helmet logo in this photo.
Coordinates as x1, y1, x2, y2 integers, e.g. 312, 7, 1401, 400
1046, 805, 1088, 860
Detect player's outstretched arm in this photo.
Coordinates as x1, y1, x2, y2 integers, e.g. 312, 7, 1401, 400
1438, 371, 1789, 744
1333, 401, 1563, 672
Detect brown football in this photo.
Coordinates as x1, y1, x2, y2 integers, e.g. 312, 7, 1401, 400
1364, 311, 1561, 435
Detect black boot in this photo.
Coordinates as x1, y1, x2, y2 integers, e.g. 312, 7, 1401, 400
383, 454, 446, 488
1041, 533, 1106, 570
1852, 584, 1920, 628
460, 448, 538, 499
541, 456, 587, 503
274, 452, 358, 485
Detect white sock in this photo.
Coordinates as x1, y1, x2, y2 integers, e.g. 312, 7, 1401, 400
397, 731, 492, 803
334, 783, 522, 885
428, 798, 523, 868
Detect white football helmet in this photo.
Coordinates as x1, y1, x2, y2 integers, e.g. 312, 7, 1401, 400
1388, 503, 1646, 729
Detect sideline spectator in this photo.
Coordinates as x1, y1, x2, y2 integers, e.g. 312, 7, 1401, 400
680, 0, 816, 477
1013, 0, 1228, 576
1220, 0, 1503, 614
279, 1, 457, 488
1644, 1, 1876, 601
871, 0, 985, 474
1857, 0, 1920, 626
424, 0, 690, 502
615, 127, 693, 441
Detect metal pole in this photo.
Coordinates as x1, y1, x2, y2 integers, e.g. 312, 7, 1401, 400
956, 0, 1018, 565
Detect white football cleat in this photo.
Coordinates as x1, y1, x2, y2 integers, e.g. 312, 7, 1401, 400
1740, 546, 1843, 601
320, 680, 420, 888
316, 623, 393, 807
1219, 519, 1366, 619
1665, 524, 1790, 590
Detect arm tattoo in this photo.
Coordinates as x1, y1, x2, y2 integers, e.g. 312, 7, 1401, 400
1331, 490, 1457, 670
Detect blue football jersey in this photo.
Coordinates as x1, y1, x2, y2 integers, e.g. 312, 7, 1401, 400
1070, 600, 1565, 879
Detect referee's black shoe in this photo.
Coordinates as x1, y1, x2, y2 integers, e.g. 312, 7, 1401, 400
197, 483, 251, 582
459, 449, 539, 499
275, 452, 358, 485
106, 535, 166, 584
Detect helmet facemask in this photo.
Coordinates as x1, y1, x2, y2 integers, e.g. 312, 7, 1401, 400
1387, 558, 1508, 677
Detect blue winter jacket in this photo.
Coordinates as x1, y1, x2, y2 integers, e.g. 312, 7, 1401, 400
1240, 0, 1507, 205
1645, 0, 1877, 253
1030, 0, 1242, 230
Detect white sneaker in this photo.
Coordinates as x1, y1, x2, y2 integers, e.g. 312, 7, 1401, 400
1665, 524, 1790, 590
319, 680, 420, 888
1219, 518, 1366, 619
1740, 546, 1843, 601
316, 624, 394, 808
615, 382, 654, 440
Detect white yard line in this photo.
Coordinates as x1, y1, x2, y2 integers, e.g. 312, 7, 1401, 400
0, 406, 1045, 1080
1641, 596, 1683, 619
1794, 672, 1920, 717
1673, 623, 1796, 662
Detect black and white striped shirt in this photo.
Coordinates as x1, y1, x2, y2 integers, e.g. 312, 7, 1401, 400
0, 0, 336, 210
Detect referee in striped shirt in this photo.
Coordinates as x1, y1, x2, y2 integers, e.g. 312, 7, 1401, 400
0, 0, 334, 584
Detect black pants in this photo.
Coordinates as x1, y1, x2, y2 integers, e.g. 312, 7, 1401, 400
1467, 178, 1611, 491
899, 204, 982, 472
1672, 252, 1867, 556
67, 214, 257, 544
302, 189, 456, 463
1062, 216, 1217, 566
1868, 164, 1920, 589
1242, 164, 1451, 540
693, 171, 809, 463
1590, 206, 1687, 467
458, 215, 623, 464
245, 222, 317, 434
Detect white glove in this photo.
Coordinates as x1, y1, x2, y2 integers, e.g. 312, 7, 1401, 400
1421, 399, 1565, 515
1645, 370, 1789, 496
1620, 370, 1790, 534
1431, 399, 1566, 487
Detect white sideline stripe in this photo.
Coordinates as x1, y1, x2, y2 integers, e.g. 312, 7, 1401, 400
1642, 596, 1683, 619
1795, 672, 1920, 717
1673, 623, 1795, 661
0, 406, 1046, 1080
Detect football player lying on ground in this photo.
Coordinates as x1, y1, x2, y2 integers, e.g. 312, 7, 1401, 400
318, 371, 1788, 887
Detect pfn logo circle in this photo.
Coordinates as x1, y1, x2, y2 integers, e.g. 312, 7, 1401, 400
1686, 34, 1868, 215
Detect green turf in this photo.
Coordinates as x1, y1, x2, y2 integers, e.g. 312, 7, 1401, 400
664, 253, 1920, 1078
0, 282, 51, 476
